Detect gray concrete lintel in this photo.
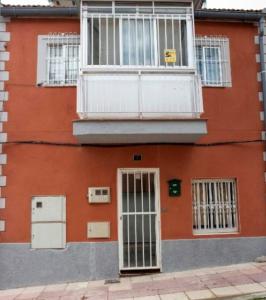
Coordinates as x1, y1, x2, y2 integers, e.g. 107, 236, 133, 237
73, 120, 208, 144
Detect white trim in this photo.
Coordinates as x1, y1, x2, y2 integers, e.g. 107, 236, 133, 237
117, 168, 161, 272
0, 198, 5, 209
0, 220, 5, 231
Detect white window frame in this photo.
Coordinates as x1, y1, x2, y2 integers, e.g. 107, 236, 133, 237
192, 179, 238, 235
202, 46, 223, 86
195, 36, 232, 87
37, 34, 80, 87
81, 2, 195, 71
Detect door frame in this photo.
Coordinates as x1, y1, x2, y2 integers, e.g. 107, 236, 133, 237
117, 168, 162, 271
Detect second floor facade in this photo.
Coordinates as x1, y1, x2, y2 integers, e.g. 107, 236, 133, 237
1, 2, 264, 146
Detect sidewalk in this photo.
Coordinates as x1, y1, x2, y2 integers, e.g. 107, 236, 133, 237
2, 262, 266, 300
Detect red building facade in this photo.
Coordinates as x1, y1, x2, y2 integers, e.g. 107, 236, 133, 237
0, 1, 266, 289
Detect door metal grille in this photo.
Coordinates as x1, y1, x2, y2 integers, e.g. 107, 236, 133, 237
119, 170, 160, 270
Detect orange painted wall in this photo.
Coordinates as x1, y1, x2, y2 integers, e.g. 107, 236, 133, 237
0, 18, 265, 243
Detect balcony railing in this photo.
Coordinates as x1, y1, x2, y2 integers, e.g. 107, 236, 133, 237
77, 71, 203, 120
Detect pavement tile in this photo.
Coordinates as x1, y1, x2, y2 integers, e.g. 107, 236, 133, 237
60, 296, 86, 300
108, 283, 132, 291
224, 275, 255, 285
134, 296, 160, 300
43, 283, 67, 292
235, 283, 266, 294
258, 265, 266, 272
131, 276, 154, 283
16, 286, 46, 299
84, 287, 108, 297
87, 280, 105, 287
108, 290, 135, 300
65, 282, 88, 290
219, 271, 243, 278
159, 292, 189, 300
152, 274, 176, 281
259, 281, 266, 287
185, 289, 215, 300
211, 286, 242, 297
174, 272, 196, 279
133, 279, 179, 291
131, 289, 159, 298
202, 279, 231, 289
0, 296, 17, 300
37, 297, 60, 300
240, 268, 263, 275
38, 290, 66, 298
0, 287, 25, 296
16, 293, 42, 299
158, 288, 187, 295
247, 272, 266, 283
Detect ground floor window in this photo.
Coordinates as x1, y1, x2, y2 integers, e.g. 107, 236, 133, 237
192, 179, 238, 234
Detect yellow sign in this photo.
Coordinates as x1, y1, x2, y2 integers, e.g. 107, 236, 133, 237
164, 49, 176, 63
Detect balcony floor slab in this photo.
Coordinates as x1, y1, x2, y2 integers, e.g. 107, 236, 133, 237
73, 120, 207, 144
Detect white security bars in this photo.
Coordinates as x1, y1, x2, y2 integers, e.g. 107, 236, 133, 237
82, 2, 194, 68
46, 33, 80, 85
120, 170, 159, 269
195, 36, 231, 87
192, 179, 238, 234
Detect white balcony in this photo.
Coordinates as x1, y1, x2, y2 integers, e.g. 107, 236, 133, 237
77, 72, 203, 120
73, 1, 207, 144
73, 71, 207, 144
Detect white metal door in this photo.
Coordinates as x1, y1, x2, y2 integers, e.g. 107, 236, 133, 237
118, 169, 161, 271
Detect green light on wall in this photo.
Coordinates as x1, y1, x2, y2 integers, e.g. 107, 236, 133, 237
168, 179, 182, 197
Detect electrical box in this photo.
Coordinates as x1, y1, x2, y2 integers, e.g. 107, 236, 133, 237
168, 179, 182, 197
31, 196, 66, 249
88, 187, 110, 203
32, 223, 66, 249
87, 222, 110, 238
32, 196, 66, 222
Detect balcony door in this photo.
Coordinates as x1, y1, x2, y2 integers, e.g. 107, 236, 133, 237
118, 169, 161, 271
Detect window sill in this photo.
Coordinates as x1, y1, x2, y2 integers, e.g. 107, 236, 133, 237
80, 66, 197, 75
37, 83, 77, 88
202, 84, 232, 88
193, 229, 239, 236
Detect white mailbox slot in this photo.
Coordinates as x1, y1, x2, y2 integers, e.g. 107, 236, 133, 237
87, 222, 110, 238
88, 187, 110, 203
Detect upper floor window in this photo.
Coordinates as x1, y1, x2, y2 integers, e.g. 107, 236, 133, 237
82, 1, 194, 68
195, 36, 232, 87
192, 179, 238, 234
37, 33, 80, 86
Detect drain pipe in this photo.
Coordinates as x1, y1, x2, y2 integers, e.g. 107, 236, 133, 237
259, 15, 266, 132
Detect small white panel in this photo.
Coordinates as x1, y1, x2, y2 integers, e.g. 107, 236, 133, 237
88, 187, 110, 203
79, 75, 139, 118
0, 220, 5, 231
31, 223, 66, 249
0, 198, 5, 209
32, 196, 66, 222
87, 222, 110, 238
141, 75, 198, 118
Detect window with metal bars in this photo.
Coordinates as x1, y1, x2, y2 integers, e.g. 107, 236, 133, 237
46, 34, 80, 85
195, 36, 232, 87
37, 33, 80, 86
192, 179, 238, 234
83, 2, 194, 68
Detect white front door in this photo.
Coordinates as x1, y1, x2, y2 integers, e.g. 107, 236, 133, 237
118, 169, 161, 271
